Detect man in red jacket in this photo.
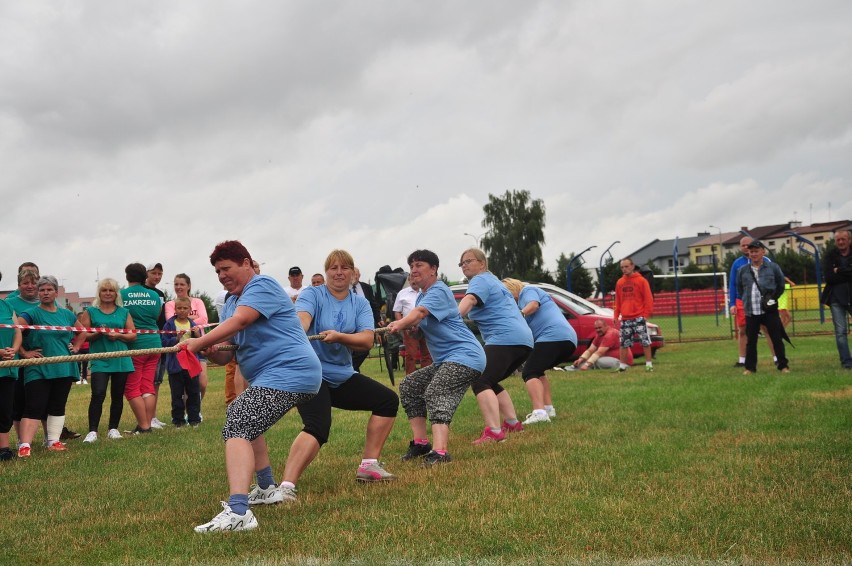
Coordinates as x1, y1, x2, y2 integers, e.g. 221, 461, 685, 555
613, 258, 654, 372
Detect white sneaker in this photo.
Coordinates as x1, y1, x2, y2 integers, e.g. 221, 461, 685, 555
83, 431, 98, 443
248, 484, 297, 505
194, 502, 258, 533
107, 428, 122, 440
522, 411, 551, 425
546, 406, 557, 419
150, 418, 165, 429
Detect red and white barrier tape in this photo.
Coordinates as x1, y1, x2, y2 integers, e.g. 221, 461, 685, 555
0, 322, 219, 335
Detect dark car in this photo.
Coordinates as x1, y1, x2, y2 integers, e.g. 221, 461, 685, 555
450, 282, 664, 360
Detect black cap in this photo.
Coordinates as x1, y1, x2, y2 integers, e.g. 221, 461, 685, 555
289, 266, 302, 276
747, 240, 765, 249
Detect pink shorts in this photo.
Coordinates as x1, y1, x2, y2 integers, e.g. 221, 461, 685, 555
125, 354, 159, 400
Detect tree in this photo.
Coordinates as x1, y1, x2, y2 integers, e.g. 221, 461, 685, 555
773, 245, 819, 285
192, 290, 219, 323
480, 190, 546, 280
555, 252, 595, 298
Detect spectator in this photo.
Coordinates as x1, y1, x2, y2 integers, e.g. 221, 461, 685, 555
161, 297, 202, 427
79, 278, 136, 443
283, 266, 305, 302
144, 262, 168, 429
165, 273, 209, 411
392, 274, 432, 375
310, 273, 325, 286
822, 228, 852, 370
0, 271, 22, 461
736, 241, 789, 375
613, 258, 654, 372
571, 319, 631, 370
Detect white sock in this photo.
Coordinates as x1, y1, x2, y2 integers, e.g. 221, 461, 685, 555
620, 363, 629, 370
46, 415, 65, 442
738, 357, 746, 363
360, 459, 377, 467
544, 405, 554, 412
646, 361, 653, 367
281, 481, 296, 490
533, 409, 548, 417
773, 355, 778, 362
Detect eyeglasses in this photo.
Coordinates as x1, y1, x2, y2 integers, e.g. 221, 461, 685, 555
458, 259, 478, 267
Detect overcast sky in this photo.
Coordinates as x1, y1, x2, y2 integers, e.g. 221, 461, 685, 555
2, 1, 850, 298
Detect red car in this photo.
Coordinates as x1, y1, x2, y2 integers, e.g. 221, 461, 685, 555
450, 282, 664, 360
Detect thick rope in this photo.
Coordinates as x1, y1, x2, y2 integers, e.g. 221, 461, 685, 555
0, 327, 391, 369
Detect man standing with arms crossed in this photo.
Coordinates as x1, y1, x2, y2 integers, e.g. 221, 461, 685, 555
613, 258, 654, 372
822, 229, 852, 370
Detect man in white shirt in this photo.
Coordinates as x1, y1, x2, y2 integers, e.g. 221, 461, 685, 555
392, 275, 432, 375
283, 266, 304, 302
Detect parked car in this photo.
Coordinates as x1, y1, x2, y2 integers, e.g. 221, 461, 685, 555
449, 282, 664, 361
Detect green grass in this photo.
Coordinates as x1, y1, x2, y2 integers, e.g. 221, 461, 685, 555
2, 337, 851, 564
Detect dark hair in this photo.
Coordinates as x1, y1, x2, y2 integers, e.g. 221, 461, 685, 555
18, 261, 38, 274
210, 240, 253, 266
174, 273, 191, 289
407, 249, 439, 268
125, 262, 147, 284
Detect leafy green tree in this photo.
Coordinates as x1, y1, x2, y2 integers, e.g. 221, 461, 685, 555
773, 245, 819, 284
480, 190, 546, 280
192, 290, 219, 323
555, 252, 595, 298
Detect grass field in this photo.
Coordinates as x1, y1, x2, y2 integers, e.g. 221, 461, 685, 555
1, 336, 851, 564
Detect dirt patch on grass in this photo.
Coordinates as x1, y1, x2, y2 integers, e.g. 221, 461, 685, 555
811, 386, 852, 399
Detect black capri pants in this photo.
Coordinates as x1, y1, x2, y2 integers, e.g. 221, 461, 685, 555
298, 373, 399, 446
22, 377, 74, 420
522, 340, 577, 381
471, 344, 532, 395
0, 378, 16, 433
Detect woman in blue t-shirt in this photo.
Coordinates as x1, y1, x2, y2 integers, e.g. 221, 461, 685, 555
458, 248, 534, 445
259, 249, 399, 498
387, 249, 486, 466
185, 240, 321, 534
503, 278, 577, 425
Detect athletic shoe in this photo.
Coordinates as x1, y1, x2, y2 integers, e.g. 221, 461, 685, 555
0, 448, 14, 461
613, 367, 628, 373
81, 379, 88, 385
356, 461, 397, 482
194, 502, 258, 533
502, 420, 524, 433
645, 365, 654, 372
401, 440, 432, 461
780, 368, 790, 374
422, 450, 452, 467
742, 370, 753, 376
522, 412, 551, 425
546, 407, 557, 419
18, 445, 31, 458
83, 431, 98, 443
150, 418, 166, 429
472, 427, 506, 445
60, 427, 81, 440
733, 362, 745, 367
107, 429, 122, 440
132, 426, 152, 434
47, 440, 67, 451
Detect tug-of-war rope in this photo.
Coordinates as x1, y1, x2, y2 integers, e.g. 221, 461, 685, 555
0, 327, 391, 369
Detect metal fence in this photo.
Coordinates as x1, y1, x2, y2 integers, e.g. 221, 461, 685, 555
597, 284, 837, 343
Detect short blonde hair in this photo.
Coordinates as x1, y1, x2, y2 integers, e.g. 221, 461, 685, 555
174, 296, 191, 307
93, 278, 123, 308
502, 278, 525, 296
324, 249, 355, 272
460, 247, 488, 270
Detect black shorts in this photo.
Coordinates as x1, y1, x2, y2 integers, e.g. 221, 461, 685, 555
522, 340, 576, 380
471, 344, 532, 395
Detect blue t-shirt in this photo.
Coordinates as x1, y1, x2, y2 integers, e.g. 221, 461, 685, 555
518, 286, 577, 344
120, 284, 163, 349
296, 285, 374, 387
466, 272, 534, 347
416, 281, 485, 372
223, 275, 321, 394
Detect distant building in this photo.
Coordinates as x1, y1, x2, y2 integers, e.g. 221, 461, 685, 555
625, 233, 710, 274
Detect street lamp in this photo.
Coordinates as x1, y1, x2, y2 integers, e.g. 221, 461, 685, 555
598, 241, 620, 307
566, 245, 596, 294
464, 231, 490, 247
708, 225, 723, 264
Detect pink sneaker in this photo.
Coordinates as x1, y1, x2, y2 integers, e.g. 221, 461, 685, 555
472, 427, 506, 445
47, 440, 67, 452
502, 420, 524, 433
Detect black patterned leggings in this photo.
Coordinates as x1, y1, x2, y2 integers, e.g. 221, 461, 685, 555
222, 386, 315, 442
399, 362, 480, 425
